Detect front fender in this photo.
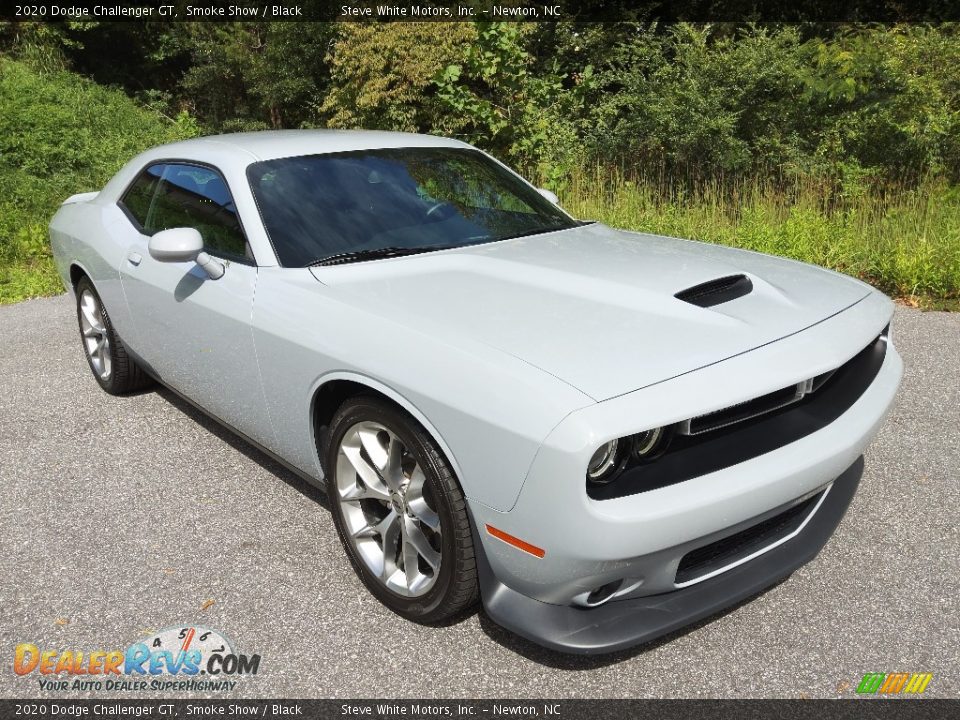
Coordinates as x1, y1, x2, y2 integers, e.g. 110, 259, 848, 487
307, 369, 469, 488
250, 266, 593, 511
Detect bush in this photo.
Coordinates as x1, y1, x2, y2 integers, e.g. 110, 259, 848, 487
321, 23, 476, 133
0, 56, 198, 303
581, 23, 960, 184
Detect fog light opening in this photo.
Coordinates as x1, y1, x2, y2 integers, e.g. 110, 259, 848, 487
585, 579, 624, 607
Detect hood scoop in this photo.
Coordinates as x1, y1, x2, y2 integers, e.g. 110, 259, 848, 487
675, 274, 753, 308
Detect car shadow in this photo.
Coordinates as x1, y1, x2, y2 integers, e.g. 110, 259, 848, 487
173, 268, 207, 303
154, 385, 329, 511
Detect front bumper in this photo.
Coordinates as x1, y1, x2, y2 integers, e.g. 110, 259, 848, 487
477, 457, 863, 655
467, 291, 902, 653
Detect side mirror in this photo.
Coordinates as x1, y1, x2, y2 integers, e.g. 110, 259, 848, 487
537, 188, 560, 205
148, 227, 203, 263
147, 227, 224, 280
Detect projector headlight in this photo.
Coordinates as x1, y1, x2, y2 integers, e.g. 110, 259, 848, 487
586, 427, 672, 485
632, 426, 665, 458
587, 439, 620, 482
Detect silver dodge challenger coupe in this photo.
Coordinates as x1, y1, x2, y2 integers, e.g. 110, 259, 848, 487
49, 131, 902, 654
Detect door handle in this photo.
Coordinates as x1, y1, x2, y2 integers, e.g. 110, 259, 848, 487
127, 252, 142, 266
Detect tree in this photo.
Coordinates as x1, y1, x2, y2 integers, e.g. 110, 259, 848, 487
320, 23, 475, 133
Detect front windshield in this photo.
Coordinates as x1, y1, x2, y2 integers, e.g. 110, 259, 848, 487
246, 147, 578, 267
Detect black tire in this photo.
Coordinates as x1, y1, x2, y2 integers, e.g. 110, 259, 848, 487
75, 276, 153, 395
325, 395, 478, 623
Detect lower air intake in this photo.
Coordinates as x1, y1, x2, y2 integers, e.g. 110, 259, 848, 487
675, 491, 823, 585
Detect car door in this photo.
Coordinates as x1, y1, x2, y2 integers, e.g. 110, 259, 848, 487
117, 161, 274, 446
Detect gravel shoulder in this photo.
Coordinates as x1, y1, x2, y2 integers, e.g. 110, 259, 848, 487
0, 294, 957, 699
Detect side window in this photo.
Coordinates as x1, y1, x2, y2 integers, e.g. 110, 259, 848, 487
120, 165, 164, 227
121, 162, 249, 262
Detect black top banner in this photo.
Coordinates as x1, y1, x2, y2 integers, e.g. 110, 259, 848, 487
4, 0, 960, 23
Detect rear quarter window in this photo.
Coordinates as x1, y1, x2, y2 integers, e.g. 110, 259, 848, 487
120, 165, 163, 227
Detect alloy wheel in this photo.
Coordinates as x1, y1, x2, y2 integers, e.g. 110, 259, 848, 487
79, 289, 112, 380
334, 421, 442, 597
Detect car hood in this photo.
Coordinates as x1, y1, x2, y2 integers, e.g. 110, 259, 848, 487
310, 223, 872, 401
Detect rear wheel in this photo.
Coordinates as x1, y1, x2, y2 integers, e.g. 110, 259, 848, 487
75, 276, 152, 395
326, 396, 478, 623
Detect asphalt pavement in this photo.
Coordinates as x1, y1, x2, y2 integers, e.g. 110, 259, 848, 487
0, 294, 957, 699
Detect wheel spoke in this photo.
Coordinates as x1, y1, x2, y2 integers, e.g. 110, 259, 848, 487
340, 479, 391, 504
382, 433, 405, 492
406, 466, 441, 532
357, 426, 388, 471
403, 516, 440, 570
340, 443, 391, 499
401, 527, 421, 589
81, 298, 104, 333
380, 512, 402, 582
353, 509, 397, 540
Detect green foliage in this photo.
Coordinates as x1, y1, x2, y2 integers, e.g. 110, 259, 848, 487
2, 21, 960, 305
179, 22, 337, 131
580, 24, 803, 175
583, 23, 960, 183
0, 20, 74, 73
563, 168, 960, 301
799, 25, 960, 182
321, 23, 475, 133
8, 20, 956, 187
0, 57, 197, 303
432, 22, 590, 184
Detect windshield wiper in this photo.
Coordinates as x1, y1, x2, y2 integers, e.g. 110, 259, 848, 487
309, 246, 452, 267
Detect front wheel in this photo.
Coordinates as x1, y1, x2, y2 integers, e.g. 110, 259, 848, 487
325, 396, 478, 623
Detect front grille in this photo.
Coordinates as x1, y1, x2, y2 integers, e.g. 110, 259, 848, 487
589, 329, 888, 501
675, 491, 823, 584
681, 326, 887, 436
683, 383, 804, 435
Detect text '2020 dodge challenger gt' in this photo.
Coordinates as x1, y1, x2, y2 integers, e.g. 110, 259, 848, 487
50, 131, 902, 654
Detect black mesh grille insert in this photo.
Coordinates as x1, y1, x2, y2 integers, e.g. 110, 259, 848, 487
675, 274, 753, 307
675, 491, 823, 584
687, 384, 801, 435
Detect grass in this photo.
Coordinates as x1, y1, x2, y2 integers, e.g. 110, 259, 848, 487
1, 49, 957, 309
561, 168, 960, 310
5, 167, 959, 309
0, 229, 63, 302
0, 56, 197, 305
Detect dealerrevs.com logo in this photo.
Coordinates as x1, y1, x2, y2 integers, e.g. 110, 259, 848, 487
14, 626, 261, 692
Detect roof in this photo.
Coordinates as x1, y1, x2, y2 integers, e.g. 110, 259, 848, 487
150, 129, 470, 163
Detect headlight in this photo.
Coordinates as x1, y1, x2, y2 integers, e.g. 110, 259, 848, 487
587, 427, 670, 485
632, 427, 664, 458
587, 439, 619, 482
